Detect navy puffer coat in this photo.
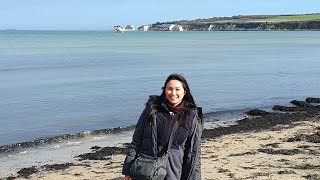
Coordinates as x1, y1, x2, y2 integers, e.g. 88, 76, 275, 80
122, 96, 203, 180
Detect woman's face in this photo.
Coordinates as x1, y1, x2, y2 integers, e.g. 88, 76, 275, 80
165, 80, 186, 107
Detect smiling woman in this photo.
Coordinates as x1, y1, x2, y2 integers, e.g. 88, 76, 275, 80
122, 73, 203, 180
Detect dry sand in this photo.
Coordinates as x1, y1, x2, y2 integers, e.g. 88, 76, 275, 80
201, 118, 320, 180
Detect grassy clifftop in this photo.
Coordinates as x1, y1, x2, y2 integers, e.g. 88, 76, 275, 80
173, 13, 320, 24
150, 13, 320, 31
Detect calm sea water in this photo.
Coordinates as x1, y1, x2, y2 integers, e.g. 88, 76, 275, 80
1, 30, 320, 147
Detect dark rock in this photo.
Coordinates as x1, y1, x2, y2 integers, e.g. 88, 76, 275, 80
277, 170, 295, 174
293, 164, 320, 170
262, 143, 280, 148
77, 152, 111, 161
202, 108, 319, 139
229, 151, 256, 157
41, 163, 76, 171
217, 168, 230, 173
252, 172, 270, 177
303, 174, 320, 180
287, 131, 320, 143
6, 163, 86, 180
2, 176, 17, 180
77, 146, 127, 161
306, 97, 320, 103
272, 105, 306, 112
90, 146, 101, 150
0, 176, 17, 180
297, 145, 311, 148
257, 148, 302, 155
246, 109, 270, 116
307, 149, 320, 155
17, 166, 38, 178
290, 100, 314, 108
278, 159, 290, 162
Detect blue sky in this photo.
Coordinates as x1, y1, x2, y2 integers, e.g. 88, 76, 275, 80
1, 0, 319, 30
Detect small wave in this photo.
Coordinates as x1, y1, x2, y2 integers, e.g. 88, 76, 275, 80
203, 108, 251, 122
18, 151, 28, 154
92, 136, 106, 141
66, 141, 82, 146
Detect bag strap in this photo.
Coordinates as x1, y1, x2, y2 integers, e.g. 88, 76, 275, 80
165, 120, 179, 153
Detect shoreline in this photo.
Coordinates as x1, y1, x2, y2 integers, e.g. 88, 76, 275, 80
1, 98, 320, 180
0, 106, 253, 154
0, 126, 135, 154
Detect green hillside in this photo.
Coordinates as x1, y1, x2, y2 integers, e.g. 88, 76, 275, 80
250, 14, 320, 23
173, 13, 320, 24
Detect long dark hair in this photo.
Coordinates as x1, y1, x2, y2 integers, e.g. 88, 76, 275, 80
150, 73, 197, 128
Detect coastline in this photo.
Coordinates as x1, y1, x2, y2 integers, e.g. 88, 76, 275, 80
1, 98, 320, 180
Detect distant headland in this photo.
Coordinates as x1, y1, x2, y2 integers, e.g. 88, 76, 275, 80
117, 13, 320, 31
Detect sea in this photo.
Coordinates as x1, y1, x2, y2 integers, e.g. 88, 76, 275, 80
0, 30, 320, 176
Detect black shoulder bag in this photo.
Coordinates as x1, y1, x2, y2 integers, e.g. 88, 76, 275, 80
130, 120, 179, 180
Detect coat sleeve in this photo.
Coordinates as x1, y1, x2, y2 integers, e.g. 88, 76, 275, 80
181, 111, 203, 180
122, 106, 150, 175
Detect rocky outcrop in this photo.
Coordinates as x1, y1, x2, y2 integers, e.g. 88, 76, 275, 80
246, 109, 270, 116
306, 97, 320, 103
273, 97, 320, 112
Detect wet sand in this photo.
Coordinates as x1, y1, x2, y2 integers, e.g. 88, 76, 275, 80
2, 98, 320, 180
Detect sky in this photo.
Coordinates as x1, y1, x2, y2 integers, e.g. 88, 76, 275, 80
1, 0, 319, 30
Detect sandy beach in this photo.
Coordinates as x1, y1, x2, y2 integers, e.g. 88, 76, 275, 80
2, 98, 320, 180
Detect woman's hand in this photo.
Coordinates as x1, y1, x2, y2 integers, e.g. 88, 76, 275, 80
124, 175, 131, 180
